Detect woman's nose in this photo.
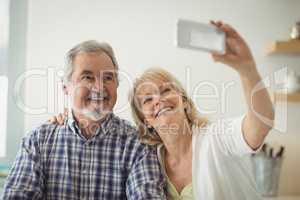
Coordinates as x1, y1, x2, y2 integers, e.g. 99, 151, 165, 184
152, 94, 161, 107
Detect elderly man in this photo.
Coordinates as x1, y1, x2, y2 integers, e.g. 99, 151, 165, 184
2, 41, 166, 200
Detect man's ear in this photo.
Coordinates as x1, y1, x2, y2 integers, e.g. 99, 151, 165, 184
63, 83, 69, 95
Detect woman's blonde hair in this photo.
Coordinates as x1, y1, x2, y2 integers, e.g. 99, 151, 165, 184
129, 67, 208, 145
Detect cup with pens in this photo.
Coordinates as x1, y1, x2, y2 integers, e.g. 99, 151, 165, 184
252, 143, 285, 197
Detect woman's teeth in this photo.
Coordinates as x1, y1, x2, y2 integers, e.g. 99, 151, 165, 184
156, 107, 172, 117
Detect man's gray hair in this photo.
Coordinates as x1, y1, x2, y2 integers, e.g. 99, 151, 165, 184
64, 40, 119, 83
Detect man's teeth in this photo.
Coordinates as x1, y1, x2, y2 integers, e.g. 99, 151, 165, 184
90, 97, 104, 101
89, 93, 106, 101
156, 107, 172, 117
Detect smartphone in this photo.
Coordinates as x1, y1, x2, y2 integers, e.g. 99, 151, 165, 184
176, 19, 225, 54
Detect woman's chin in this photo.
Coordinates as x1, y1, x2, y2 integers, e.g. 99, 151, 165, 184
155, 116, 180, 129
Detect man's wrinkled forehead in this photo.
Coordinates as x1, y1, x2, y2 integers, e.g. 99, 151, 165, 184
72, 52, 115, 73
75, 67, 116, 77
71, 65, 117, 82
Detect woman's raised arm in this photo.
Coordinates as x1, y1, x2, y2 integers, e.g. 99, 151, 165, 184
211, 21, 274, 150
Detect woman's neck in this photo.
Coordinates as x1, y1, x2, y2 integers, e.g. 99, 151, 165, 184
159, 120, 193, 162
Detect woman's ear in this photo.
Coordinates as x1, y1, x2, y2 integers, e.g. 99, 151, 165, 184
144, 119, 149, 127
144, 119, 156, 134
182, 97, 191, 116
144, 119, 152, 128
182, 96, 188, 109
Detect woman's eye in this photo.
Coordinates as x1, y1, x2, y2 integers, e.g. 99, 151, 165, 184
143, 96, 152, 104
162, 88, 171, 94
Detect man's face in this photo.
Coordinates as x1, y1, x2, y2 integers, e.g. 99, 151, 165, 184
66, 52, 118, 121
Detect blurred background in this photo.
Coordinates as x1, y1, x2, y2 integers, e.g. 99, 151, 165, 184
1, 0, 300, 197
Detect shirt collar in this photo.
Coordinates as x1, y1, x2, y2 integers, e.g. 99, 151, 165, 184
67, 110, 114, 136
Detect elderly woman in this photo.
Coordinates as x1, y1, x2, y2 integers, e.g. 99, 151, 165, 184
52, 21, 274, 199
128, 21, 274, 200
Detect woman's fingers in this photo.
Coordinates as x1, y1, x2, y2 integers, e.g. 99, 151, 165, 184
210, 20, 238, 36
210, 20, 223, 28
58, 113, 66, 125
211, 52, 228, 63
57, 114, 63, 124
211, 51, 237, 66
212, 37, 238, 59
48, 111, 67, 125
210, 20, 217, 26
49, 116, 57, 124
63, 108, 68, 117
210, 21, 255, 72
227, 37, 241, 53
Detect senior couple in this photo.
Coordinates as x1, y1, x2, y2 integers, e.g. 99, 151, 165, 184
3, 21, 274, 200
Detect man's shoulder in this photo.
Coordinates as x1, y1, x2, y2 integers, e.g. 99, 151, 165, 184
110, 114, 138, 135
25, 121, 67, 145
109, 115, 154, 149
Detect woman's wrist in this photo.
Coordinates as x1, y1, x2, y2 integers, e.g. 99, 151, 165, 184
239, 67, 262, 86
237, 60, 259, 79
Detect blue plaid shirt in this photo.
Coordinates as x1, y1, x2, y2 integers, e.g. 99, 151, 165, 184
2, 113, 166, 200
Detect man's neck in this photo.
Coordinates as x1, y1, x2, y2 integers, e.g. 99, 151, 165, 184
72, 111, 106, 139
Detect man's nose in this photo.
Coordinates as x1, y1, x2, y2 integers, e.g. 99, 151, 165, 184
93, 76, 104, 91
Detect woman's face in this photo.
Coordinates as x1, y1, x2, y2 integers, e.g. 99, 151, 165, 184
135, 79, 187, 133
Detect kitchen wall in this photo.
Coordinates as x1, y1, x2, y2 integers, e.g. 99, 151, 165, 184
16, 0, 300, 195
0, 0, 27, 165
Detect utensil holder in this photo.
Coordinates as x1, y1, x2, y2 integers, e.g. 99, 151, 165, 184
252, 156, 283, 197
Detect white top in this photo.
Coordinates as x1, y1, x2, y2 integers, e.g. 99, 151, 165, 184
192, 115, 262, 200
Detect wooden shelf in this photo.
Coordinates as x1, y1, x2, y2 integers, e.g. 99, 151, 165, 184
273, 92, 300, 102
266, 39, 300, 55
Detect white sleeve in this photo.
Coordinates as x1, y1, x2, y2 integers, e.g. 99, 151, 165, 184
208, 115, 263, 156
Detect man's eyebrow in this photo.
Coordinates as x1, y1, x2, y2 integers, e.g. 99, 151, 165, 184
80, 70, 93, 75
102, 71, 115, 76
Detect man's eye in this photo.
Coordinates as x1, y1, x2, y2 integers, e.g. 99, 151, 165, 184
103, 75, 113, 81
82, 75, 93, 80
